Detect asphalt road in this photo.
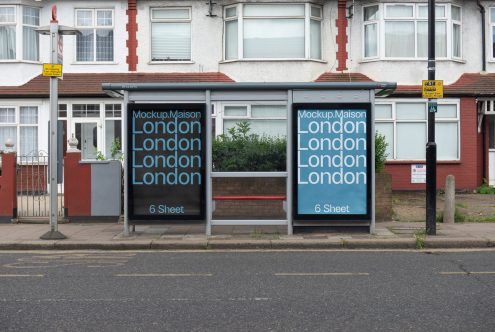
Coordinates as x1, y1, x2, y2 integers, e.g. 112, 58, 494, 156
0, 250, 494, 332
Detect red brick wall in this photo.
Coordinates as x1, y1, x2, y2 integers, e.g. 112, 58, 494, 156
385, 97, 483, 190
0, 153, 17, 219
212, 178, 286, 218
126, 0, 138, 71
64, 152, 91, 216
336, 0, 348, 71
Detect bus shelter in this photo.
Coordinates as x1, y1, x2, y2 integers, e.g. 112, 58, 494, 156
102, 82, 396, 236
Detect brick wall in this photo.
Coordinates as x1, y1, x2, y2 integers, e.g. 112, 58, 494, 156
375, 172, 392, 221
126, 0, 138, 71
385, 97, 483, 190
336, 0, 348, 71
212, 177, 286, 218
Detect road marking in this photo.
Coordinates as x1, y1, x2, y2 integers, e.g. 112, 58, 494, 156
439, 271, 495, 275
115, 273, 213, 277
4, 253, 135, 269
274, 272, 369, 276
0, 274, 44, 277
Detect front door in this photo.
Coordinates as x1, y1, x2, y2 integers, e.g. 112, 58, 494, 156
74, 122, 100, 160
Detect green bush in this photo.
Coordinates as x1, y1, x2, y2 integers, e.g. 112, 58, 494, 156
375, 132, 389, 173
476, 180, 495, 194
213, 122, 390, 173
213, 121, 286, 172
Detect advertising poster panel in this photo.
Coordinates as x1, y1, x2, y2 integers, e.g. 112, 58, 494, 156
127, 103, 206, 222
293, 103, 372, 224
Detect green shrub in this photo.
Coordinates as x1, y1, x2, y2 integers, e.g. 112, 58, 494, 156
212, 121, 286, 171
375, 132, 389, 173
476, 180, 495, 194
213, 122, 390, 173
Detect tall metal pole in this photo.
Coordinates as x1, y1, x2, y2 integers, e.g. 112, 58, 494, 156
41, 18, 65, 239
426, 0, 437, 235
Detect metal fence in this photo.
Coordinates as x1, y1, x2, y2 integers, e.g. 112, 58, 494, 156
16, 153, 64, 220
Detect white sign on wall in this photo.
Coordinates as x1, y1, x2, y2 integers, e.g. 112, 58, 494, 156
411, 164, 426, 184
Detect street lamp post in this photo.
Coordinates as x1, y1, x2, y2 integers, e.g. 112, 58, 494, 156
37, 6, 79, 240
426, 0, 437, 235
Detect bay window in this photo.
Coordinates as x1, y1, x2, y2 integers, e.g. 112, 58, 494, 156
375, 100, 459, 161
0, 6, 39, 61
219, 104, 287, 137
224, 3, 322, 60
363, 3, 461, 60
0, 106, 38, 156
75, 9, 114, 62
151, 8, 191, 62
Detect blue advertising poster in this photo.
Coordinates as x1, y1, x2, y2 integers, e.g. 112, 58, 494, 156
294, 104, 371, 221
127, 103, 206, 222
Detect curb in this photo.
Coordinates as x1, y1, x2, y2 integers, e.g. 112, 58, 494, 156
423, 237, 490, 249
343, 238, 417, 249
0, 238, 494, 250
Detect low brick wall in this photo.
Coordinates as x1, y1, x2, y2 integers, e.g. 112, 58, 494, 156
376, 172, 393, 221
212, 174, 393, 221
212, 177, 286, 219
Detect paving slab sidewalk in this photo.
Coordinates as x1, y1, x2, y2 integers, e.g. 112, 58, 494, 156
0, 222, 494, 250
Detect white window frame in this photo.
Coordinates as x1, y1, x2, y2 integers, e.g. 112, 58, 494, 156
216, 102, 288, 137
223, 3, 323, 61
362, 4, 380, 60
22, 6, 40, 61
0, 5, 40, 63
363, 3, 461, 61
451, 5, 462, 59
58, 100, 123, 160
149, 7, 192, 63
74, 8, 115, 63
0, 104, 39, 156
490, 7, 495, 60
375, 99, 460, 161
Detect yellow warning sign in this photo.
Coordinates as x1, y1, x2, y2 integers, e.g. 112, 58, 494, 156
422, 80, 443, 99
42, 63, 63, 77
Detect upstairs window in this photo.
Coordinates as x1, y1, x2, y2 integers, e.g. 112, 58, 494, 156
75, 9, 114, 62
150, 8, 192, 62
363, 3, 461, 60
224, 3, 322, 60
491, 8, 495, 59
0, 7, 16, 60
0, 6, 39, 61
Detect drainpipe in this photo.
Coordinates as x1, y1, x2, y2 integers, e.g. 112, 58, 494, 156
478, 0, 486, 72
336, 0, 348, 71
126, 0, 138, 71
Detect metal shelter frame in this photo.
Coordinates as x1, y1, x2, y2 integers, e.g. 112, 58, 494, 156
103, 82, 397, 236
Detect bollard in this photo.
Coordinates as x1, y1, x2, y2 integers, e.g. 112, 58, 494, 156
443, 175, 455, 224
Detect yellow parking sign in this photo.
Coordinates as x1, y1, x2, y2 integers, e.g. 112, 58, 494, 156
422, 80, 443, 99
42, 63, 63, 77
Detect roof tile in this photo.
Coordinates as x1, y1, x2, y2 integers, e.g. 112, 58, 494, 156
0, 72, 235, 97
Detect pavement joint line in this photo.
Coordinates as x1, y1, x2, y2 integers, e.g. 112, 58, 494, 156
0, 274, 44, 277
274, 272, 369, 276
114, 273, 213, 277
439, 271, 495, 275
